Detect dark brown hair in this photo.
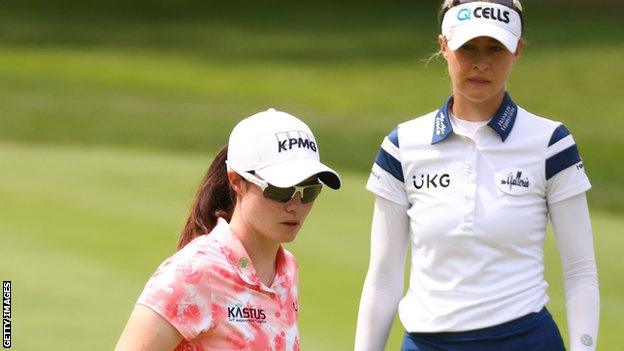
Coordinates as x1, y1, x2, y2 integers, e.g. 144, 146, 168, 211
177, 145, 235, 249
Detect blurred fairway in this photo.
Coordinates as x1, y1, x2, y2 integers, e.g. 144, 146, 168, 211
1, 0, 623, 210
1, 0, 623, 350
1, 143, 622, 350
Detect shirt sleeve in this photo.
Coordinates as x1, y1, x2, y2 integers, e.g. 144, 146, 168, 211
136, 253, 214, 341
354, 196, 410, 351
549, 193, 599, 351
545, 124, 591, 204
366, 127, 410, 206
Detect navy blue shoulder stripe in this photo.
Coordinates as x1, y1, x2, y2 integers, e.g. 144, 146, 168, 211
546, 144, 581, 180
375, 148, 404, 182
388, 127, 399, 148
548, 124, 571, 146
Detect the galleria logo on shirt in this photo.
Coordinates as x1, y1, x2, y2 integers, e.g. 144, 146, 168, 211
501, 171, 529, 190
495, 168, 531, 196
228, 303, 267, 323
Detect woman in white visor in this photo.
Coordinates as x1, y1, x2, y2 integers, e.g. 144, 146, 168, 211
355, 1, 599, 350
116, 109, 340, 351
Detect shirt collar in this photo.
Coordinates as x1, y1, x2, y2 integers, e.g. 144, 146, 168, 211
211, 217, 294, 292
431, 92, 518, 144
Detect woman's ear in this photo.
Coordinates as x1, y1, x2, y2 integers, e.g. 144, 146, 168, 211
513, 39, 525, 61
438, 35, 449, 59
227, 171, 246, 196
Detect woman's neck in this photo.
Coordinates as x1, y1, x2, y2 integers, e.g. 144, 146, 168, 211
229, 212, 280, 287
451, 90, 505, 122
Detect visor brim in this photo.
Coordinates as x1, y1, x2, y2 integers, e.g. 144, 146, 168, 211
447, 23, 519, 53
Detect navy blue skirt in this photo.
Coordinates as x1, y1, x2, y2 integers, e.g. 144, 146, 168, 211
401, 308, 566, 351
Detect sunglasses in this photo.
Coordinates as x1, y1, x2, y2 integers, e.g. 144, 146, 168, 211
236, 170, 323, 204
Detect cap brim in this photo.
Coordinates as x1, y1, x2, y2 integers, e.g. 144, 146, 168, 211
255, 158, 341, 190
447, 23, 519, 53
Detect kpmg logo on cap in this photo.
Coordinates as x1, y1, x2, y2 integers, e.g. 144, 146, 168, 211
276, 130, 317, 153
458, 8, 472, 21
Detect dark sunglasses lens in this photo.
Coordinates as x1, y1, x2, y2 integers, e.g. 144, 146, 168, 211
263, 184, 322, 203
301, 185, 322, 204
264, 186, 295, 203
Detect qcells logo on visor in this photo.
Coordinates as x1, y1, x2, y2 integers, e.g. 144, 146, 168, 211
458, 8, 472, 21
457, 6, 511, 24
276, 130, 317, 153
474, 6, 511, 23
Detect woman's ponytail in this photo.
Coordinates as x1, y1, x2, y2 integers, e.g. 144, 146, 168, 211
177, 145, 235, 249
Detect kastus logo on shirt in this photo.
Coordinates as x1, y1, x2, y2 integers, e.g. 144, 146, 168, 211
413, 173, 451, 189
227, 303, 267, 323
501, 171, 529, 190
276, 130, 317, 153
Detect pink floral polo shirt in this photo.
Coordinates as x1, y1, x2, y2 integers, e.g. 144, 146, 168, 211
137, 218, 300, 350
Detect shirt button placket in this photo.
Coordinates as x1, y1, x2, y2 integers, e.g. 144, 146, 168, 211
463, 139, 478, 233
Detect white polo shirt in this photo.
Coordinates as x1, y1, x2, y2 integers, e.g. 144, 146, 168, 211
367, 93, 591, 332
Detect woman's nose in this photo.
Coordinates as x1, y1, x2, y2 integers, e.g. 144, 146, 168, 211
284, 191, 304, 210
472, 59, 490, 71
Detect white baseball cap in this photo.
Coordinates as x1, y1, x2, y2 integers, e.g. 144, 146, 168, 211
441, 1, 523, 53
226, 108, 341, 189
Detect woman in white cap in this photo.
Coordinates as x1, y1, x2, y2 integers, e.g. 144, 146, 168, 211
355, 1, 599, 350
115, 109, 340, 351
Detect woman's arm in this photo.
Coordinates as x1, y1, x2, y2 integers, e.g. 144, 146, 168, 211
354, 196, 410, 351
549, 193, 599, 351
115, 304, 184, 351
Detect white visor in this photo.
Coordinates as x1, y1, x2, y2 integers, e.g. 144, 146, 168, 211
441, 2, 522, 53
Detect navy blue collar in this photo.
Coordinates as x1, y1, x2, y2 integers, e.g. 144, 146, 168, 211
431, 92, 518, 144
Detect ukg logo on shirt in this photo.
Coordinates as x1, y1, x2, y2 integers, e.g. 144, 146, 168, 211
227, 303, 267, 323
412, 173, 451, 189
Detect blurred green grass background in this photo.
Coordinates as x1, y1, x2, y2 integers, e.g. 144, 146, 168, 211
1, 0, 623, 349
